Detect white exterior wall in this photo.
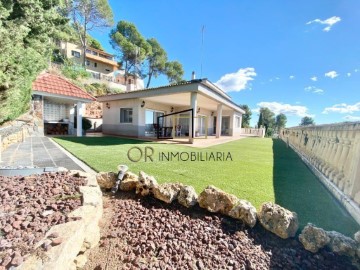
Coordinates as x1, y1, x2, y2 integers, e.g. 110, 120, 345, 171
102, 99, 173, 137
232, 111, 243, 136
102, 99, 140, 136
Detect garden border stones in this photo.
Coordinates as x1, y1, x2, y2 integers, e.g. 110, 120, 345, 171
17, 170, 102, 270
97, 169, 360, 267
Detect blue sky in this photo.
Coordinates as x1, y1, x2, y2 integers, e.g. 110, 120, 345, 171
91, 0, 360, 127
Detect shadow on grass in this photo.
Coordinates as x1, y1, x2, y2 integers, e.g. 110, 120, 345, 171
272, 139, 359, 236
54, 136, 150, 146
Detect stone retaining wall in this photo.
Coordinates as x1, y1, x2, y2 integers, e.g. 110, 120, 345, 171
18, 171, 102, 270
281, 122, 360, 223
0, 113, 43, 154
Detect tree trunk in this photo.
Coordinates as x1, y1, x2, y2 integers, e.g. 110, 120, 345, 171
82, 24, 87, 67
146, 72, 153, 88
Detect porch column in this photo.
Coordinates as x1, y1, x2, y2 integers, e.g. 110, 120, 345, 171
69, 106, 75, 135
216, 104, 223, 138
189, 92, 198, 143
76, 101, 83, 137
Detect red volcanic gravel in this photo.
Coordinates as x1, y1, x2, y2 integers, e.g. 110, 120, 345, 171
85, 192, 356, 270
0, 172, 87, 268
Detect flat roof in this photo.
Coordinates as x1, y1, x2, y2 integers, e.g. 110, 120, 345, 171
97, 79, 245, 114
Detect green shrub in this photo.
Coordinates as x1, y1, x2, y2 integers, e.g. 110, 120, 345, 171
61, 60, 90, 80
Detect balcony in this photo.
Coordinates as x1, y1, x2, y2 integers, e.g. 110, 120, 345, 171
85, 48, 118, 67
89, 72, 115, 83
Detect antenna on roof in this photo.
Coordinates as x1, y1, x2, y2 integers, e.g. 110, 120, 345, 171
200, 25, 205, 79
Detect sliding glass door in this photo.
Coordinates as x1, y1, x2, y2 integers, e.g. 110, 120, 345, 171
145, 109, 164, 136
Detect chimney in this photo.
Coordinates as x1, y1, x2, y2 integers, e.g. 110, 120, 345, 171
191, 71, 196, 80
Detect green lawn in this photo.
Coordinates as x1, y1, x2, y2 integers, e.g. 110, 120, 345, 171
54, 136, 359, 236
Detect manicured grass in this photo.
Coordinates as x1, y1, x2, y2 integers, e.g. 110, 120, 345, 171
54, 136, 359, 236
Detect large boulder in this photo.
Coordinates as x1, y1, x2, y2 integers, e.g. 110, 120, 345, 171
120, 171, 139, 191
96, 172, 116, 189
299, 223, 330, 253
135, 171, 158, 196
258, 202, 299, 239
153, 183, 183, 203
228, 200, 257, 228
327, 231, 358, 258
178, 185, 198, 208
198, 186, 238, 215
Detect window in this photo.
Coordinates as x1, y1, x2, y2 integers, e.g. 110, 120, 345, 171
235, 116, 241, 128
71, 50, 80, 58
120, 108, 133, 123
85, 60, 90, 66
94, 62, 97, 68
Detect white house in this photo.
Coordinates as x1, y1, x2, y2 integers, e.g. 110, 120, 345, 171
97, 78, 245, 143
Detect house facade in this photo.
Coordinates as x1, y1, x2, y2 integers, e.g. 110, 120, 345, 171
32, 73, 95, 136
57, 41, 144, 91
98, 79, 245, 143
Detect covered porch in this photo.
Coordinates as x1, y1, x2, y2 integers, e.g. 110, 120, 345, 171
99, 79, 245, 144
142, 91, 238, 142
32, 73, 96, 137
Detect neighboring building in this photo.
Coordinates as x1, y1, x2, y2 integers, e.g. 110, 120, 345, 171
83, 101, 103, 132
32, 72, 95, 136
56, 41, 144, 91
97, 78, 245, 143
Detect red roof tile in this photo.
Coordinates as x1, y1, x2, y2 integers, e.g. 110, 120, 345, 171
32, 73, 95, 101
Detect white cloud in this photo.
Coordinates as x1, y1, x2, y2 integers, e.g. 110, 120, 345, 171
323, 102, 360, 114
355, 69, 359, 73
305, 86, 324, 94
344, 115, 360, 121
347, 73, 351, 77
215, 67, 257, 92
310, 76, 317, 81
256, 102, 313, 117
324, 70, 338, 79
306, 16, 341, 32
289, 75, 295, 80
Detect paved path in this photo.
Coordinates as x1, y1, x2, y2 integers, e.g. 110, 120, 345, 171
0, 137, 86, 171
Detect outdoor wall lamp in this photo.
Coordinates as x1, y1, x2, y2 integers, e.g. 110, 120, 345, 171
106, 102, 110, 109
141, 100, 145, 108
170, 107, 174, 112
211, 111, 214, 116
197, 107, 200, 113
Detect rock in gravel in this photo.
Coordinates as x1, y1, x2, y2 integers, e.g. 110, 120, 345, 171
327, 231, 358, 257
153, 183, 183, 203
299, 223, 330, 253
136, 171, 158, 196
178, 185, 198, 208
96, 172, 117, 189
354, 231, 360, 243
51, 237, 64, 246
258, 202, 299, 239
228, 199, 257, 228
120, 171, 139, 191
48, 232, 59, 239
198, 185, 238, 215
74, 254, 88, 268
11, 253, 23, 266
